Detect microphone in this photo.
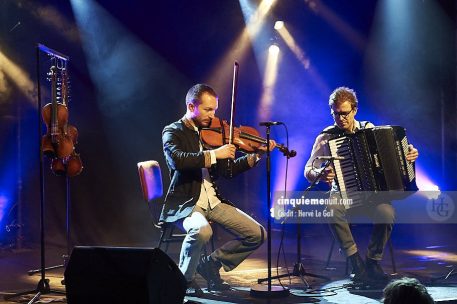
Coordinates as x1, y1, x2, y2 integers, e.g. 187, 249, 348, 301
259, 121, 283, 126
316, 156, 345, 160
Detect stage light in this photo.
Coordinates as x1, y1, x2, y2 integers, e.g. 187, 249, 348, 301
268, 44, 280, 55
257, 43, 280, 122
416, 168, 441, 191
207, 0, 278, 95
240, 0, 277, 37
414, 167, 441, 200
406, 250, 457, 263
0, 195, 8, 224
274, 21, 284, 30
0, 122, 21, 242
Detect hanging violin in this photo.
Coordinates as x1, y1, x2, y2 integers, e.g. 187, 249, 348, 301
50, 67, 83, 177
41, 66, 74, 159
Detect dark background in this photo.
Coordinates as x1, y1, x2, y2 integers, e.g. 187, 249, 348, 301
0, 0, 455, 249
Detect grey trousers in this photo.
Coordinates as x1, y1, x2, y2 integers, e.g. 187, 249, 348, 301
179, 203, 266, 281
326, 202, 395, 260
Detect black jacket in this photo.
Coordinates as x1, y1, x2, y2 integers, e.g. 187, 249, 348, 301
160, 119, 252, 222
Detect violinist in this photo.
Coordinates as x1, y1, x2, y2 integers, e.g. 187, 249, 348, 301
161, 83, 276, 296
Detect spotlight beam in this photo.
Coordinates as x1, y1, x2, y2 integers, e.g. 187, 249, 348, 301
206, 0, 278, 94
276, 25, 310, 70
307, 0, 366, 51
0, 51, 35, 104
274, 23, 330, 95
258, 44, 280, 122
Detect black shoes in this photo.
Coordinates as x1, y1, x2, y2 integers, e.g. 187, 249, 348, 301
348, 252, 367, 282
186, 280, 204, 297
197, 255, 231, 291
365, 257, 389, 282
348, 252, 389, 283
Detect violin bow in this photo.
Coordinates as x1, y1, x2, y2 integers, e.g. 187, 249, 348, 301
227, 61, 239, 177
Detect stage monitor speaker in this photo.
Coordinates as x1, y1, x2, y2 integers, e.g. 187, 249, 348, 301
64, 246, 186, 304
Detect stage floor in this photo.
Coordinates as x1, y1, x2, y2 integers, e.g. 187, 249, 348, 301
1, 227, 457, 303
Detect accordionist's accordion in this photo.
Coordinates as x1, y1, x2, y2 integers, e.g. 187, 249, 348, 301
327, 126, 418, 208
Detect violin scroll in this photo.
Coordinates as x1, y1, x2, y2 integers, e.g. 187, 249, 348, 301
276, 144, 297, 159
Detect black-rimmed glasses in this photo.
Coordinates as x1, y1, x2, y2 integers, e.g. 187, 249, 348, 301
331, 109, 353, 119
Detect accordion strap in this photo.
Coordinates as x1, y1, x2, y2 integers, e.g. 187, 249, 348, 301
320, 121, 371, 136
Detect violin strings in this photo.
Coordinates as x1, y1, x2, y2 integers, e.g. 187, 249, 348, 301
239, 131, 267, 144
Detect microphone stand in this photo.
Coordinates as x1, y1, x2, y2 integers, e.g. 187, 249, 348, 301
250, 124, 289, 298
256, 158, 332, 289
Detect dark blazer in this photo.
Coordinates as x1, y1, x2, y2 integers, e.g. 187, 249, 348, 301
160, 119, 252, 223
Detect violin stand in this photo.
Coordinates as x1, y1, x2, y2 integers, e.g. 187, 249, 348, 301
250, 124, 289, 298
28, 48, 74, 280
4, 44, 68, 304
26, 176, 72, 281
256, 159, 332, 290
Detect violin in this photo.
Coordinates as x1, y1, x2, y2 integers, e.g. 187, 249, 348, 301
41, 66, 74, 159
200, 117, 296, 158
52, 68, 83, 177
51, 152, 83, 177
42, 66, 83, 177
60, 68, 79, 146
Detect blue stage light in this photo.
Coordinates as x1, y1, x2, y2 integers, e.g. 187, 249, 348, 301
0, 194, 8, 224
